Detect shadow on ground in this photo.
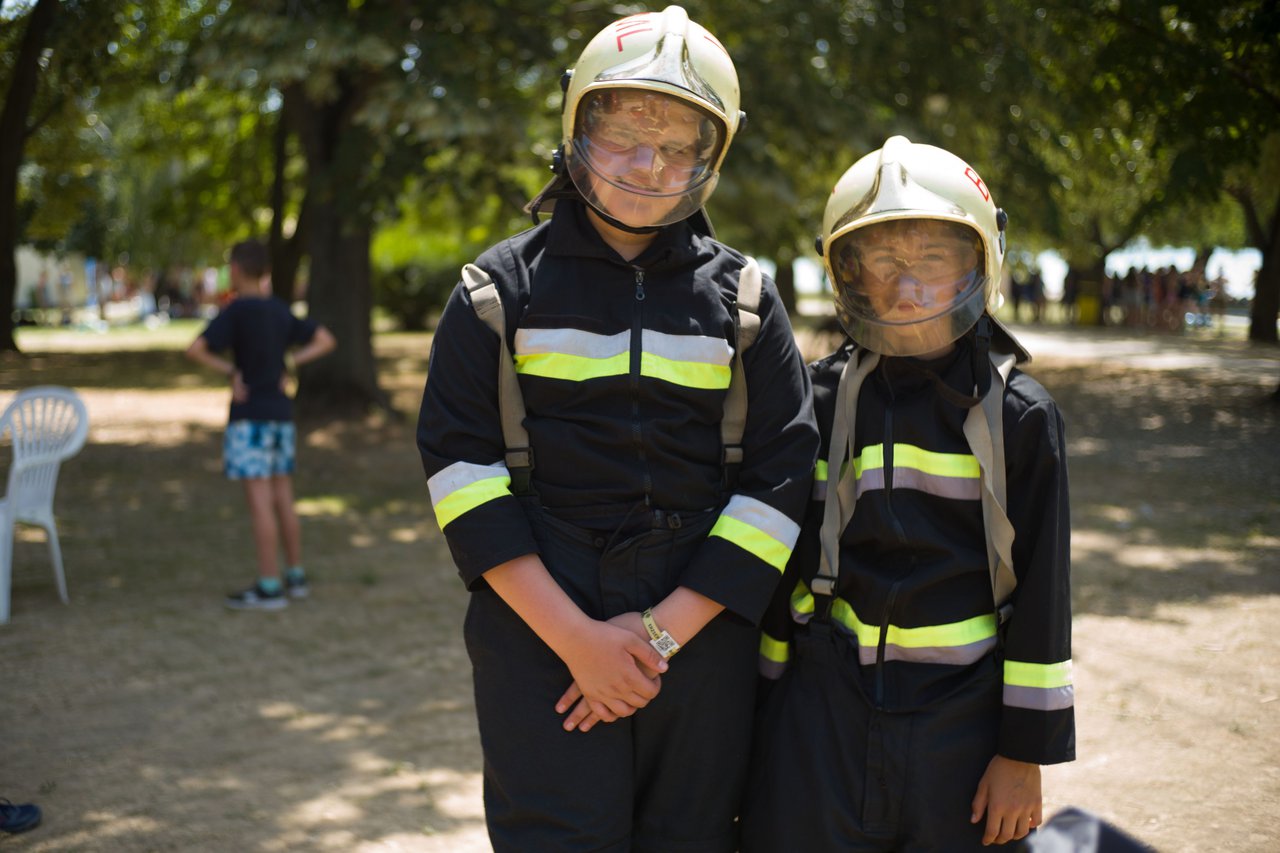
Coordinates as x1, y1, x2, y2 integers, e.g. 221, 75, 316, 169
1, 325, 1277, 850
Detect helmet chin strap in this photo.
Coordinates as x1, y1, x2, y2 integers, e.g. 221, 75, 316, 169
590, 206, 664, 235
894, 315, 994, 410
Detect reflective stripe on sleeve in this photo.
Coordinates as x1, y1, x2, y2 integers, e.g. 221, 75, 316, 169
427, 461, 513, 529
790, 579, 814, 624
813, 459, 828, 501
709, 495, 801, 572
759, 631, 791, 680
760, 631, 790, 664
1003, 659, 1075, 711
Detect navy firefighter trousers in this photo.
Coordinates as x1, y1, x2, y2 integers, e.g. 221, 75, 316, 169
465, 499, 758, 853
740, 620, 1005, 853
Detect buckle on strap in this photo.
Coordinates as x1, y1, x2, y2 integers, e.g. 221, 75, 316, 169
504, 446, 534, 470
810, 575, 836, 597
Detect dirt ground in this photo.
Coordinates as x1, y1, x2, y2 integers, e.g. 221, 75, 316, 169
0, 321, 1277, 852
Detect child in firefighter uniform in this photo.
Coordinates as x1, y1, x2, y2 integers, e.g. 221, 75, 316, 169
740, 137, 1075, 851
416, 7, 818, 852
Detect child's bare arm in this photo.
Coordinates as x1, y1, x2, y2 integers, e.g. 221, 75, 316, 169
971, 755, 1042, 845
292, 325, 337, 367
485, 554, 668, 722
185, 335, 235, 377
186, 336, 249, 402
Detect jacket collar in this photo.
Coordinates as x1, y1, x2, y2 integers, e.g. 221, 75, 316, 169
545, 199, 705, 272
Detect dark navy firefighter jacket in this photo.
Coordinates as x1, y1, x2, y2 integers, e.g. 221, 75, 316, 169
417, 200, 820, 625
758, 340, 1075, 765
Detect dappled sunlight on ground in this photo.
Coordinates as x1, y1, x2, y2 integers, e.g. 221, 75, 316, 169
2, 324, 1277, 851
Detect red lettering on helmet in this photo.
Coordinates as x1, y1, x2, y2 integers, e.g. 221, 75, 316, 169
964, 167, 990, 202
703, 34, 729, 57
614, 18, 653, 52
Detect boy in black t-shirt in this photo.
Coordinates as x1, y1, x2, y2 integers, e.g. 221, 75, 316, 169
186, 240, 335, 610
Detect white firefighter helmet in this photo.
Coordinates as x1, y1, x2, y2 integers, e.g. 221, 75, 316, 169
820, 136, 1006, 356
559, 5, 744, 229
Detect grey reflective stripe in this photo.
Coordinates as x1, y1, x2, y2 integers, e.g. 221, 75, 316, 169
643, 329, 734, 366
462, 264, 531, 471
832, 633, 997, 666
721, 258, 761, 465
515, 327, 628, 360
427, 461, 513, 528
857, 467, 980, 501
1004, 683, 1075, 712
881, 636, 998, 666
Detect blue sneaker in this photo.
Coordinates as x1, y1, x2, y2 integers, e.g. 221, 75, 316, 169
224, 581, 288, 611
0, 800, 41, 834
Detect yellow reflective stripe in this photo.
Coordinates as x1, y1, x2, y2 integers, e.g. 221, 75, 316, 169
889, 612, 996, 648
709, 516, 791, 571
831, 598, 881, 646
791, 580, 814, 616
1004, 659, 1074, 689
513, 327, 733, 388
852, 443, 978, 480
852, 444, 884, 478
893, 443, 980, 479
815, 460, 829, 482
640, 351, 731, 389
830, 599, 997, 649
760, 632, 790, 664
514, 351, 629, 381
433, 476, 511, 529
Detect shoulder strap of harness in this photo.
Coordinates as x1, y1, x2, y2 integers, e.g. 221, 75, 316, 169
721, 257, 762, 490
465, 258, 762, 497
812, 345, 1018, 620
462, 263, 535, 495
963, 350, 1018, 619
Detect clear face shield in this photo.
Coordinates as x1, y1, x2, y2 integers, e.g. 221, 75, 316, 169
567, 89, 725, 228
829, 218, 988, 357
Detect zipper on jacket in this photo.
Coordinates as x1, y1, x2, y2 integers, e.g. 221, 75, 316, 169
630, 267, 653, 505
875, 383, 913, 707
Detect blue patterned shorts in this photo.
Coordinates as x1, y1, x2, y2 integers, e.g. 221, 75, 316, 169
224, 420, 296, 480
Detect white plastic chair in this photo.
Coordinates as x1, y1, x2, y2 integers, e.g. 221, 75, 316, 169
0, 386, 89, 624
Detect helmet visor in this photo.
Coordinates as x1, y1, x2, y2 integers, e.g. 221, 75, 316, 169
576, 89, 722, 194
569, 89, 724, 227
829, 218, 987, 355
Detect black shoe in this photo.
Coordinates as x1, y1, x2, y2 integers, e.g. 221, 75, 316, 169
0, 800, 41, 834
285, 573, 310, 600
224, 582, 288, 611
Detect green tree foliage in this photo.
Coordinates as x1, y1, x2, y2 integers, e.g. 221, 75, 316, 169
185, 0, 582, 418
5, 0, 1276, 401
1019, 1, 1280, 340
1, 0, 207, 349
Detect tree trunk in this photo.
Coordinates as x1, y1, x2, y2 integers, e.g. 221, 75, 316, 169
1247, 197, 1279, 344
297, 203, 385, 420
0, 0, 58, 354
293, 86, 386, 421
